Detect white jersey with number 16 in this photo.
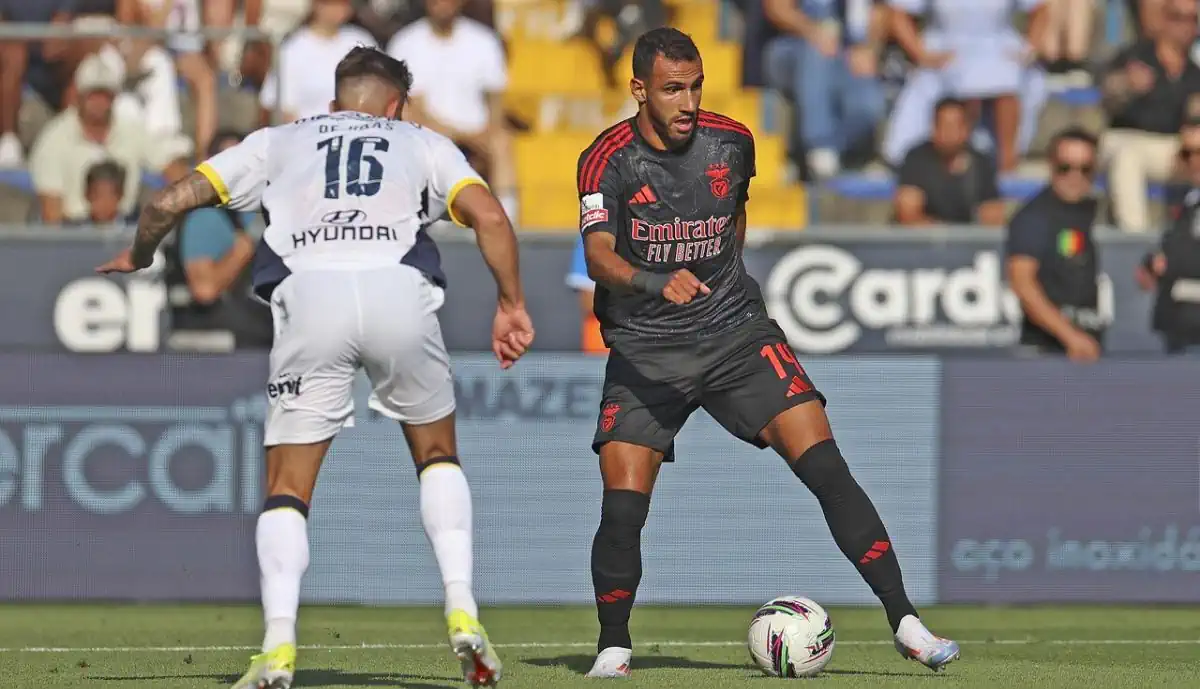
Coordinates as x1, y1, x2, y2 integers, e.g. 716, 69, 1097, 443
195, 111, 486, 293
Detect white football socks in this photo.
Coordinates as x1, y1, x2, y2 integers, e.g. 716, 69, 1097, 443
257, 507, 310, 651
419, 463, 478, 619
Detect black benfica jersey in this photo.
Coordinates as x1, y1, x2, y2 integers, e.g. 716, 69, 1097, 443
576, 110, 764, 346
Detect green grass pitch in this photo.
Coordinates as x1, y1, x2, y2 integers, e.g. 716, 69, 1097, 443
1, 604, 1198, 688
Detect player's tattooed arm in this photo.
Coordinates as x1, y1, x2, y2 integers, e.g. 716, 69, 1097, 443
129, 172, 220, 266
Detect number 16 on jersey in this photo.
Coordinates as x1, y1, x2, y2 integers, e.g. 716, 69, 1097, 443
317, 135, 389, 199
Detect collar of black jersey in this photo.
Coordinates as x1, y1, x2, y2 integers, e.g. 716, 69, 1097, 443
630, 114, 699, 157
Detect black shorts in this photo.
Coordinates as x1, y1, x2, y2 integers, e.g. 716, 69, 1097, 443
592, 317, 826, 458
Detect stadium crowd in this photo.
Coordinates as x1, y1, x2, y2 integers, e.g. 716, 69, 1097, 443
0, 0, 515, 225
0, 0, 1188, 357
0, 0, 1193, 233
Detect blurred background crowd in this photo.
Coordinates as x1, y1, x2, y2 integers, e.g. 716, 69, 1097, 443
1, 0, 1195, 354
5, 0, 1197, 230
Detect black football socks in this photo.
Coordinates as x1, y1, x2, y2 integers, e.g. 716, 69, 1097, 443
591, 489, 651, 652
790, 439, 918, 633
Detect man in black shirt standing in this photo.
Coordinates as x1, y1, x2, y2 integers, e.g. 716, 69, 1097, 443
894, 98, 1007, 227
577, 28, 959, 679
1006, 127, 1106, 361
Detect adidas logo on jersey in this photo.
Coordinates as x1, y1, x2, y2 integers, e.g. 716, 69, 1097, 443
628, 185, 657, 205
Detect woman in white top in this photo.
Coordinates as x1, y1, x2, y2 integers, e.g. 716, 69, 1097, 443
259, 0, 378, 124
883, 0, 1049, 172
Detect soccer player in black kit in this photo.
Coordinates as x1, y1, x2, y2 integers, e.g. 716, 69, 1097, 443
577, 28, 961, 678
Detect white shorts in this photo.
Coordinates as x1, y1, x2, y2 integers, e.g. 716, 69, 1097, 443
264, 265, 455, 446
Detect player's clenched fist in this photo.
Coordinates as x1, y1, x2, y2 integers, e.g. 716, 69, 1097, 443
662, 269, 711, 304
632, 268, 711, 305
492, 302, 535, 370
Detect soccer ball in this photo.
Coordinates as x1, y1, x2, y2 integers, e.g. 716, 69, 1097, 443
747, 596, 835, 678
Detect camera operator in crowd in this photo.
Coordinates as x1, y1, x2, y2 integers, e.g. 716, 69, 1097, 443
1136, 119, 1200, 355
1005, 127, 1107, 362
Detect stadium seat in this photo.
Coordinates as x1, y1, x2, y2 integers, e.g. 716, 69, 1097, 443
507, 40, 607, 96
671, 1, 720, 42
514, 128, 786, 186
745, 184, 807, 229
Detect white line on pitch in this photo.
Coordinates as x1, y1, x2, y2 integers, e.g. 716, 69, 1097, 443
3, 639, 1199, 653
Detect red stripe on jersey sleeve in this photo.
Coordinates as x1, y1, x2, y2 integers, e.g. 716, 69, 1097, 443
579, 123, 633, 194
698, 112, 753, 139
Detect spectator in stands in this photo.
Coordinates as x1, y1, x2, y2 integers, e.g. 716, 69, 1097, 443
566, 236, 607, 354
76, 160, 137, 226
235, 0, 294, 90
1005, 126, 1104, 361
1127, 0, 1168, 39
0, 0, 78, 167
29, 54, 192, 224
1100, 0, 1200, 233
355, 0, 425, 44
1039, 0, 1094, 86
132, 0, 218, 157
884, 0, 1049, 173
388, 0, 518, 219
260, 0, 378, 124
571, 0, 668, 87
762, 0, 888, 179
83, 0, 188, 142
894, 98, 1006, 226
164, 130, 273, 351
1135, 119, 1200, 354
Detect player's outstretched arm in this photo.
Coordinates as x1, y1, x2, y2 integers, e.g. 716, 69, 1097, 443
96, 171, 220, 274
451, 183, 524, 308
451, 183, 534, 368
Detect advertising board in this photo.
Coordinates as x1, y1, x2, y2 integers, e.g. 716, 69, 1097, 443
0, 353, 940, 605
2, 228, 1164, 354
938, 359, 1200, 603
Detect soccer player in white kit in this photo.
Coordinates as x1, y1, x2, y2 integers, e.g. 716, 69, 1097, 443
96, 47, 533, 689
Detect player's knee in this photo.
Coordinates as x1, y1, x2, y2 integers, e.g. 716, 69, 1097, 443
263, 493, 310, 519
789, 439, 854, 494
402, 416, 458, 465
598, 489, 650, 543
416, 455, 462, 477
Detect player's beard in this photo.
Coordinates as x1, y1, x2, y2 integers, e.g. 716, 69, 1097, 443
650, 110, 694, 150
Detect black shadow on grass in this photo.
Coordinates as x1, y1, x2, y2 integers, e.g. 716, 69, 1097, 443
93, 669, 460, 688
524, 653, 750, 674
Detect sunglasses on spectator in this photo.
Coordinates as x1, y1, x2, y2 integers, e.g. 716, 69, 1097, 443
1181, 147, 1200, 159
1053, 162, 1094, 175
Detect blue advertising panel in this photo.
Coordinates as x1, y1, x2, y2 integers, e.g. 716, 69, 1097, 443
938, 359, 1200, 603
0, 353, 940, 605
0, 228, 1164, 354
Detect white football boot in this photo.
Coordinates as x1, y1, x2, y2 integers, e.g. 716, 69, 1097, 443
586, 647, 632, 678
893, 615, 961, 672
